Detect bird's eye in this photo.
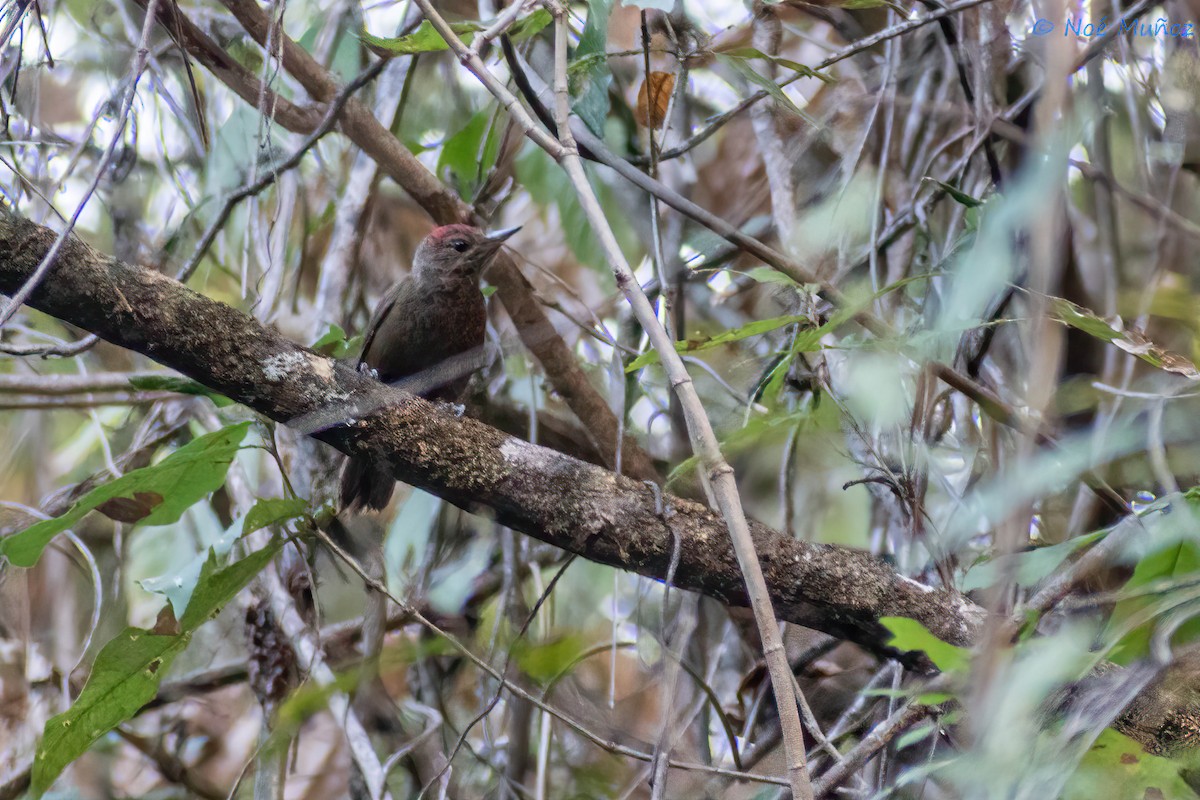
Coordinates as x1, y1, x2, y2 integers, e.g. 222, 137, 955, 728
451, 239, 470, 253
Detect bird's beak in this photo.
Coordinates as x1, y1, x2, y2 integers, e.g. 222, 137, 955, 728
485, 225, 522, 244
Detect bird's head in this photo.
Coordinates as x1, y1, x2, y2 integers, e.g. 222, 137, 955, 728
414, 223, 521, 280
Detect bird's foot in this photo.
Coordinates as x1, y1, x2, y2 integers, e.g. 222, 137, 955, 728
357, 362, 380, 380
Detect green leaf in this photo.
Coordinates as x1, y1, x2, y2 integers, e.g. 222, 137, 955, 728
141, 496, 304, 616
924, 177, 984, 208
438, 109, 501, 199
626, 314, 812, 372
666, 406, 820, 487
127, 375, 233, 407
1046, 294, 1200, 378
880, 617, 971, 674
311, 323, 362, 359
716, 47, 832, 84
895, 720, 940, 751
180, 544, 279, 629
745, 266, 803, 287
0, 423, 252, 568
567, 51, 607, 77
756, 351, 796, 410
33, 628, 184, 796
31, 542, 280, 795
208, 105, 271, 195
1065, 730, 1199, 800
243, 497, 309, 537
513, 634, 588, 685
570, 0, 613, 136
917, 691, 955, 706
1106, 503, 1200, 663
298, 16, 359, 83
715, 53, 818, 128
508, 8, 553, 41
273, 637, 453, 738
515, 144, 602, 268
361, 19, 482, 55
961, 529, 1106, 592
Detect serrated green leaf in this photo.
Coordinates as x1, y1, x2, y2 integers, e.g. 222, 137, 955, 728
31, 542, 280, 795
128, 375, 233, 407
1, 423, 252, 568
881, 617, 971, 674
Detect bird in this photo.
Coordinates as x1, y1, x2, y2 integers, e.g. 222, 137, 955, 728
339, 223, 519, 512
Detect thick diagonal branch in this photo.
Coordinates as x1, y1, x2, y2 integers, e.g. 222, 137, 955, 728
2, 211, 1197, 756
0, 211, 976, 664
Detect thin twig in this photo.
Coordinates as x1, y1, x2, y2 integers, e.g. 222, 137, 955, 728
0, 0, 165, 328
176, 58, 388, 282
812, 703, 931, 798
641, 0, 1001, 164
0, 391, 179, 409
0, 370, 173, 394
470, 0, 531, 56
315, 528, 792, 787
116, 727, 226, 800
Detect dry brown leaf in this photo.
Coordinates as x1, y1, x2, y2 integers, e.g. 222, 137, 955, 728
96, 491, 164, 524
636, 71, 675, 129
150, 605, 180, 636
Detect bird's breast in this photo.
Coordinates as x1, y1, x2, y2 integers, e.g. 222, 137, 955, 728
365, 280, 487, 399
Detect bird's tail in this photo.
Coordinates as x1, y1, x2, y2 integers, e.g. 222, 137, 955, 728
338, 456, 396, 513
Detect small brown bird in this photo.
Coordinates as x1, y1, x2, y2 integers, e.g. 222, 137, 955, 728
339, 223, 519, 512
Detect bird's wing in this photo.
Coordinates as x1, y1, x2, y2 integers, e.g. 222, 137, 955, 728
356, 279, 405, 368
